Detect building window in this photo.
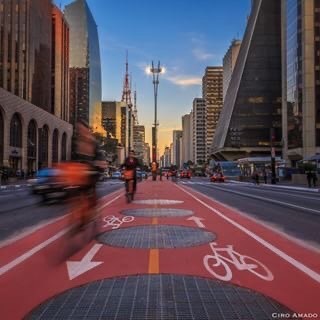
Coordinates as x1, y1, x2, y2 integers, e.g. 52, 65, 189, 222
38, 125, 49, 168
27, 120, 37, 158
52, 129, 59, 163
61, 132, 67, 161
10, 113, 22, 147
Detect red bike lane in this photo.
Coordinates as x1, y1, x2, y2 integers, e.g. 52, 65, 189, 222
0, 180, 319, 319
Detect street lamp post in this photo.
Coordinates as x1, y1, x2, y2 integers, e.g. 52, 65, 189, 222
149, 61, 162, 164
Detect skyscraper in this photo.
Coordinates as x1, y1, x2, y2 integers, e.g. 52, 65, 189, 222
52, 5, 70, 121
192, 98, 206, 165
223, 39, 241, 100
0, 0, 52, 112
202, 66, 223, 161
212, 0, 282, 161
172, 130, 183, 167
0, 1, 72, 172
64, 0, 103, 132
282, 0, 320, 165
181, 113, 193, 164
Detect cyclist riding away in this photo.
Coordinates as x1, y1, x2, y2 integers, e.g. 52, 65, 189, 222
122, 150, 139, 202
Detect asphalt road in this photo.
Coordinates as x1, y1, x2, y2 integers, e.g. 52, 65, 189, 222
178, 177, 320, 248
0, 180, 124, 243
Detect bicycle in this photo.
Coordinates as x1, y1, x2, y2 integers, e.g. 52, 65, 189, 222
124, 169, 135, 203
203, 242, 274, 281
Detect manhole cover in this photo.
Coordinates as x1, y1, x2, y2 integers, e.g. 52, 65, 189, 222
121, 208, 193, 217
97, 225, 215, 248
133, 199, 183, 205
26, 274, 295, 320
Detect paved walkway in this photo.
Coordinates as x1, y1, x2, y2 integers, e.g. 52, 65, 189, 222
0, 179, 319, 319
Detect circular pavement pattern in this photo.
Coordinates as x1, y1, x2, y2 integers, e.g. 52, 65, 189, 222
97, 225, 215, 248
132, 199, 183, 205
26, 274, 295, 320
121, 208, 193, 217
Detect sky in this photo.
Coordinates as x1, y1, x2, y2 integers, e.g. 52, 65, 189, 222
55, 0, 251, 154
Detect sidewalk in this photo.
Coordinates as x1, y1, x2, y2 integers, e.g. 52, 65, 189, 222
1, 179, 319, 319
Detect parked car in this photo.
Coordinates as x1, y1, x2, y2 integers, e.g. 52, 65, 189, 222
180, 170, 191, 179
210, 172, 225, 182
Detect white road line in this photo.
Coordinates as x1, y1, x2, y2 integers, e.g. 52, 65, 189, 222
0, 193, 122, 276
176, 184, 320, 283
202, 183, 320, 216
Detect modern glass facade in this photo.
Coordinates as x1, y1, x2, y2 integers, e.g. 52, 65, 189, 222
64, 0, 102, 132
212, 0, 282, 160
287, 0, 302, 150
225, 0, 282, 149
0, 0, 52, 112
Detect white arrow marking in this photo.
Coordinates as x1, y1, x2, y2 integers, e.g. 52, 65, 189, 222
67, 243, 103, 280
187, 216, 205, 228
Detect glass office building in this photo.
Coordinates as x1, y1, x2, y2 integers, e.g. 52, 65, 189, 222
282, 0, 320, 164
64, 0, 102, 132
212, 0, 282, 160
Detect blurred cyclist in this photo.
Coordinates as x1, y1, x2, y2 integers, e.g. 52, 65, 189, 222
122, 150, 139, 202
61, 121, 99, 231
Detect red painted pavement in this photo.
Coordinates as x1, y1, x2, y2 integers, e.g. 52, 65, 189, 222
0, 179, 319, 319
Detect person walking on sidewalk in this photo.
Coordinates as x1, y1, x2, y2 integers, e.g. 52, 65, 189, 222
263, 169, 267, 184
312, 172, 318, 187
306, 171, 312, 188
151, 161, 157, 181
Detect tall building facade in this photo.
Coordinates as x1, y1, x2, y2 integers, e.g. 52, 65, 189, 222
0, 1, 72, 173
181, 113, 193, 164
52, 5, 69, 121
212, 0, 282, 160
101, 101, 122, 141
223, 39, 241, 100
133, 125, 145, 163
282, 0, 320, 165
192, 98, 206, 164
64, 0, 103, 132
0, 0, 52, 112
172, 130, 182, 167
202, 66, 223, 160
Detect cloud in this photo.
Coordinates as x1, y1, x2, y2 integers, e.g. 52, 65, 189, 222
192, 48, 214, 61
188, 32, 215, 61
164, 75, 202, 86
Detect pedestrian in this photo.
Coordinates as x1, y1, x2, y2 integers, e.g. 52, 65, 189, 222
151, 161, 157, 181
312, 172, 318, 187
306, 171, 312, 188
263, 169, 267, 184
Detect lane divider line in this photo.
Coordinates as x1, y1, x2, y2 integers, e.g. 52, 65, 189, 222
148, 196, 159, 274
0, 193, 123, 277
148, 249, 159, 274
176, 184, 320, 283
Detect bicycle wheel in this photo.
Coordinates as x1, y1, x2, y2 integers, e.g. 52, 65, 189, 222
203, 255, 232, 281
240, 255, 274, 281
122, 216, 134, 223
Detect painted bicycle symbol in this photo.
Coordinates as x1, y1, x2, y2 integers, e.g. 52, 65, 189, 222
203, 242, 274, 281
103, 215, 134, 229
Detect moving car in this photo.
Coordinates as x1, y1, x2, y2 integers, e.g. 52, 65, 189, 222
210, 172, 225, 182
180, 170, 191, 179
111, 171, 122, 179
32, 168, 67, 201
